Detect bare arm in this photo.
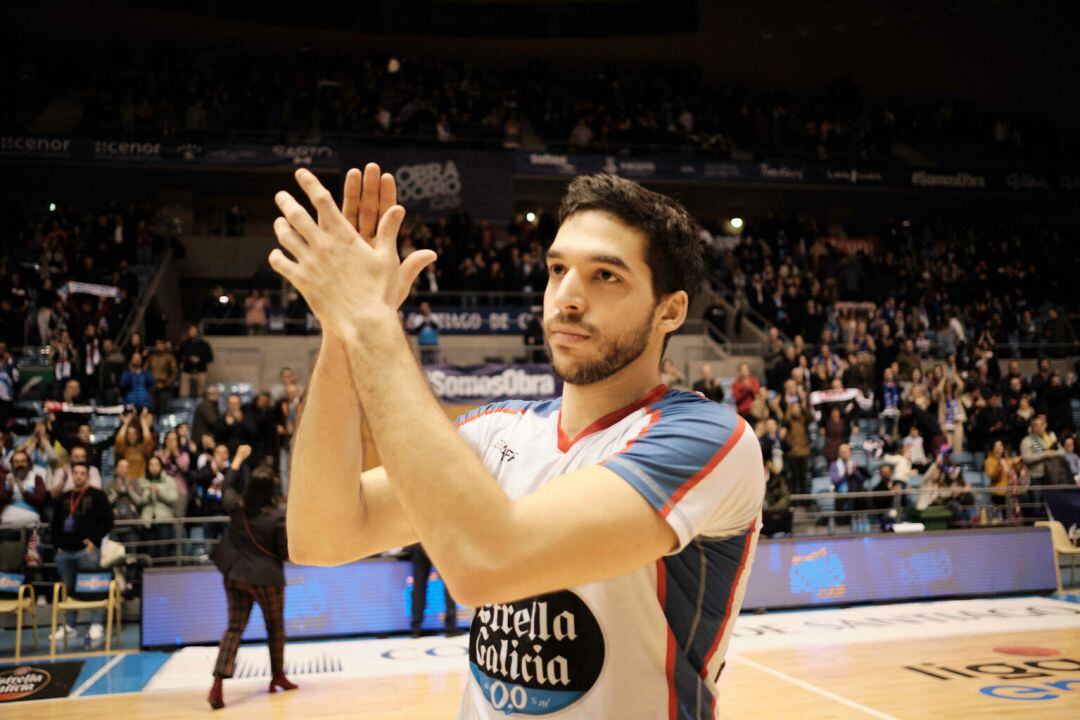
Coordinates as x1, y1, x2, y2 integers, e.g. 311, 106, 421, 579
284, 164, 434, 564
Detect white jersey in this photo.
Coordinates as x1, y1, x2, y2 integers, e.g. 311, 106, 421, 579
454, 385, 764, 720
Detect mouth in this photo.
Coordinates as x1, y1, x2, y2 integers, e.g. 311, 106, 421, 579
549, 328, 591, 345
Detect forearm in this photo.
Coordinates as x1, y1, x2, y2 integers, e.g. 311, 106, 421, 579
344, 311, 512, 598
285, 334, 367, 559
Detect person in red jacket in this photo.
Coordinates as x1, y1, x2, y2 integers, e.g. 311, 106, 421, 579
731, 362, 761, 421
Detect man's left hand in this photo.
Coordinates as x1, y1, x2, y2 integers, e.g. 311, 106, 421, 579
269, 167, 436, 340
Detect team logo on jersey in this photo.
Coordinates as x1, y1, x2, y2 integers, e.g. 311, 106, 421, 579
495, 441, 518, 463
469, 590, 604, 715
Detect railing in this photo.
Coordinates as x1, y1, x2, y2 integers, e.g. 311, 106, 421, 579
785, 484, 1079, 536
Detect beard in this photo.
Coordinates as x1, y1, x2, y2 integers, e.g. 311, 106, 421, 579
545, 311, 654, 386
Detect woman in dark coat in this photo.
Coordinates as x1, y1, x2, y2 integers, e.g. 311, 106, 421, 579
207, 445, 296, 710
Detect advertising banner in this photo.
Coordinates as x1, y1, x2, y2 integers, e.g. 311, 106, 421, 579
0, 662, 84, 703
424, 363, 561, 404
403, 306, 536, 335
340, 147, 513, 220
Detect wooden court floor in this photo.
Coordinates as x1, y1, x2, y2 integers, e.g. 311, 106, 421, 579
23, 625, 1080, 719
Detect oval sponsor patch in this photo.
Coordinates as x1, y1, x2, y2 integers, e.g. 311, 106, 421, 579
469, 590, 604, 715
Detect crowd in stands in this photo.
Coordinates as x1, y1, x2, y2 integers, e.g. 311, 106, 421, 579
197, 208, 554, 334
5, 38, 1074, 164
707, 216, 1079, 359
0, 332, 302, 645
0, 199, 177, 354
691, 282, 1079, 531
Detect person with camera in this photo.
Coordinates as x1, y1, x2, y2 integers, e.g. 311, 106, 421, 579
207, 444, 295, 710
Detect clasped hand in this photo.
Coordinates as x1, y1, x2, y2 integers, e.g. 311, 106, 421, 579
269, 164, 437, 339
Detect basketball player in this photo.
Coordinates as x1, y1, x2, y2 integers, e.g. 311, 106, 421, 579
270, 164, 764, 718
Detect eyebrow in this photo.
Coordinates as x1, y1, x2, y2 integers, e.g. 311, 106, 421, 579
545, 249, 633, 272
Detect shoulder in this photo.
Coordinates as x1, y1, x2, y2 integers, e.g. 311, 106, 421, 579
454, 397, 560, 429
646, 389, 742, 439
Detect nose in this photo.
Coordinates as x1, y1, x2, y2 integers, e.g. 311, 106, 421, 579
550, 268, 587, 317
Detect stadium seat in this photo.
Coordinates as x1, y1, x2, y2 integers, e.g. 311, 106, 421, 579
1035, 521, 1080, 592
0, 573, 38, 660
51, 574, 122, 656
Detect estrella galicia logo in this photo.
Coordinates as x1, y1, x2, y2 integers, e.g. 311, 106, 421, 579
470, 590, 604, 715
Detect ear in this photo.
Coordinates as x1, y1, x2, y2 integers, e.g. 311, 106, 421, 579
656, 290, 688, 335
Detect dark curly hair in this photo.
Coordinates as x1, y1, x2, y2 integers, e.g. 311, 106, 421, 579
558, 173, 705, 301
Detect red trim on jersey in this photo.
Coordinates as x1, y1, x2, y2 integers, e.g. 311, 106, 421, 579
556, 384, 668, 452
608, 406, 662, 457
656, 559, 679, 720
701, 519, 758, 688
454, 406, 526, 429
659, 417, 746, 519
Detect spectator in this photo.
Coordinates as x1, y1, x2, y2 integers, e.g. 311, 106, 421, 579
99, 338, 127, 400
879, 367, 901, 437
79, 323, 103, 399
147, 338, 179, 412
917, 447, 974, 522
50, 461, 113, 647
660, 359, 686, 390
190, 443, 233, 556
870, 463, 908, 517
985, 439, 1027, 511
70, 423, 112, 472
0, 451, 48, 571
1037, 371, 1074, 436
176, 422, 199, 456
273, 382, 301, 497
829, 442, 870, 520
19, 421, 63, 473
1063, 436, 1080, 485
248, 392, 276, 463
138, 455, 180, 560
178, 324, 214, 398
408, 301, 441, 365
782, 403, 811, 496
731, 362, 760, 421
215, 394, 255, 455
762, 459, 792, 538
50, 445, 104, 498
937, 380, 966, 453
1019, 416, 1062, 490
829, 443, 868, 493
244, 290, 270, 335
902, 426, 930, 472
268, 367, 298, 403
882, 443, 915, 484
193, 384, 222, 442
758, 417, 789, 478
702, 293, 727, 341
114, 408, 155, 479
156, 430, 192, 520
119, 351, 156, 409
822, 407, 849, 464
895, 339, 921, 381
105, 458, 143, 546
691, 364, 724, 403
408, 542, 460, 638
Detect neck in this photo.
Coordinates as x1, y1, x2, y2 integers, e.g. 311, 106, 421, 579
559, 351, 663, 440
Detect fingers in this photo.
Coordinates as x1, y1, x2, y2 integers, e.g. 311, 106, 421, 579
268, 248, 300, 285
358, 162, 382, 241
275, 190, 319, 240
379, 172, 397, 217
293, 169, 347, 232
373, 204, 406, 255
396, 249, 437, 307
273, 217, 309, 261
341, 168, 362, 231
